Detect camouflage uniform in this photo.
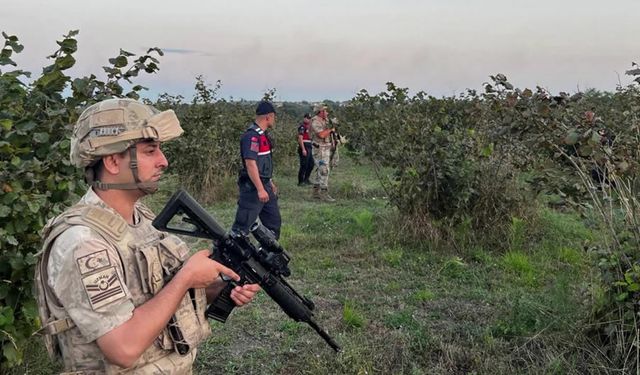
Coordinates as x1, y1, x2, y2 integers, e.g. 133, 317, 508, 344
310, 115, 333, 192
35, 99, 209, 374
36, 188, 210, 374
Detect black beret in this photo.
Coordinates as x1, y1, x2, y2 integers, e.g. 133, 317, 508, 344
256, 101, 276, 115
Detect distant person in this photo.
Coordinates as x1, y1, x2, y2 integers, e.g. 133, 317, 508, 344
231, 101, 282, 238
329, 117, 341, 168
310, 104, 337, 202
297, 113, 314, 186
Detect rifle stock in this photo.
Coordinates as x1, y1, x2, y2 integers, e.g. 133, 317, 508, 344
152, 189, 341, 352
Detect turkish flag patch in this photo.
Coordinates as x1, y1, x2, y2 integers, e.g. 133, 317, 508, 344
250, 138, 259, 152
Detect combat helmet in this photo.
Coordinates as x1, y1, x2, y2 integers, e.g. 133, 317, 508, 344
70, 98, 183, 193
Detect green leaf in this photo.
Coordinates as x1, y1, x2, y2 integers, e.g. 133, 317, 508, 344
16, 121, 36, 133
481, 143, 494, 157
579, 145, 593, 157
56, 54, 76, 70
57, 38, 78, 54
21, 300, 39, 322
35, 70, 68, 90
0, 283, 9, 300
2, 343, 18, 365
0, 119, 12, 131
27, 200, 41, 213
564, 131, 579, 145
0, 205, 10, 217
628, 283, 640, 292
147, 47, 164, 56
109, 55, 128, 68
0, 307, 15, 326
119, 49, 135, 57
6, 235, 18, 246
33, 132, 50, 143
616, 292, 629, 302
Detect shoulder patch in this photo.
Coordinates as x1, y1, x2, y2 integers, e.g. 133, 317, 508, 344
82, 267, 127, 310
250, 138, 259, 152
77, 250, 111, 275
136, 203, 156, 221
69, 207, 127, 241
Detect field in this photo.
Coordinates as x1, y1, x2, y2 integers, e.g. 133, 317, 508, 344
13, 153, 599, 374
159, 156, 594, 374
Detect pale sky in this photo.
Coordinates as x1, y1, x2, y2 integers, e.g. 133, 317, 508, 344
3, 0, 639, 101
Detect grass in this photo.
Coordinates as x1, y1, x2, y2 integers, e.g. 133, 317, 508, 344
16, 154, 599, 374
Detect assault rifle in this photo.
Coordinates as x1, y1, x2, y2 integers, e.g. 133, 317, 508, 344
152, 189, 341, 352
328, 117, 342, 150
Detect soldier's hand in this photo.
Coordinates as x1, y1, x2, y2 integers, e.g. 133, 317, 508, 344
258, 188, 269, 203
302, 148, 307, 157
230, 283, 261, 306
271, 181, 278, 196
181, 250, 240, 289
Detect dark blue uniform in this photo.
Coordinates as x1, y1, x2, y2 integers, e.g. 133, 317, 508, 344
231, 123, 281, 238
297, 121, 314, 185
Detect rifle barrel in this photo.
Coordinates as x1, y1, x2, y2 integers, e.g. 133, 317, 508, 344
308, 318, 342, 352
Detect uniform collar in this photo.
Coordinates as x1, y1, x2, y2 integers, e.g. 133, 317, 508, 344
249, 122, 265, 135
81, 187, 141, 225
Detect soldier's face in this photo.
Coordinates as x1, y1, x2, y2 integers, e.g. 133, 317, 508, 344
267, 113, 276, 128
132, 141, 168, 183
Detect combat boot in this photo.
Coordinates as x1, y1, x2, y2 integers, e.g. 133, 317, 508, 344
312, 185, 321, 199
319, 188, 336, 202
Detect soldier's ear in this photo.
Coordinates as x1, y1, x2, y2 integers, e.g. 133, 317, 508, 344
102, 153, 126, 176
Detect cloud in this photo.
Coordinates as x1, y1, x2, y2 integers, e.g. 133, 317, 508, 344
160, 48, 209, 56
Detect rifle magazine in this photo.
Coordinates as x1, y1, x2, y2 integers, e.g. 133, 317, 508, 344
205, 282, 236, 323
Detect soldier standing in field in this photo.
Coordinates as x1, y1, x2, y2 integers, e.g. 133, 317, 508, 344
231, 101, 282, 239
297, 113, 314, 186
310, 104, 337, 202
35, 99, 260, 374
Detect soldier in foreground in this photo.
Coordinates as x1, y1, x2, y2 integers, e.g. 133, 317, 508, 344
35, 99, 260, 374
310, 104, 337, 202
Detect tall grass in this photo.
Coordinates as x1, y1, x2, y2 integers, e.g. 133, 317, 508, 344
560, 147, 640, 373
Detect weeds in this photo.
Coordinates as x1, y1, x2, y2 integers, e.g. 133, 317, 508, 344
343, 301, 366, 329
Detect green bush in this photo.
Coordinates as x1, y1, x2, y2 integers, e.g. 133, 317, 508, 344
343, 82, 531, 246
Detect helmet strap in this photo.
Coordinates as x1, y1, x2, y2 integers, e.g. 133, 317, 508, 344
91, 146, 159, 194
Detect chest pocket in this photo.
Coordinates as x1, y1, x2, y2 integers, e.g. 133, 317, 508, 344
134, 236, 187, 295
132, 235, 210, 354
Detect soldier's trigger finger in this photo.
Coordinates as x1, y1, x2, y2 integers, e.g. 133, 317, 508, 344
219, 273, 239, 286
219, 267, 241, 283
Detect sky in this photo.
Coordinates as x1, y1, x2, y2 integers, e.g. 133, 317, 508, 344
2, 0, 639, 101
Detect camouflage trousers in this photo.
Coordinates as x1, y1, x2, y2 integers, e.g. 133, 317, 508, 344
314, 146, 332, 189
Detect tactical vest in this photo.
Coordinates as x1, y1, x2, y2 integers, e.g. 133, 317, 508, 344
35, 201, 211, 374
